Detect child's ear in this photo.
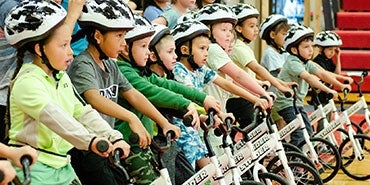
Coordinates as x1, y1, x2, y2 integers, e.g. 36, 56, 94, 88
94, 30, 103, 44
291, 47, 298, 55
149, 51, 157, 62
270, 31, 276, 39
34, 43, 43, 57
180, 45, 189, 55
235, 25, 242, 34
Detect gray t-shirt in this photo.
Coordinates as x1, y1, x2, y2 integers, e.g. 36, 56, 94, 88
274, 54, 318, 111
68, 50, 132, 127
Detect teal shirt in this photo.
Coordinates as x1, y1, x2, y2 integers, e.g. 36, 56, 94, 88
274, 55, 318, 111
116, 61, 207, 141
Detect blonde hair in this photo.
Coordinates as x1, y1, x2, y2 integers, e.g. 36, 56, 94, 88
154, 34, 175, 53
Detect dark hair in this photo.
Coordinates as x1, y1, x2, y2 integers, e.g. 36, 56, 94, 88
287, 35, 314, 54
265, 21, 290, 46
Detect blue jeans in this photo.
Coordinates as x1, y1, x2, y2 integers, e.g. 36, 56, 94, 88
278, 106, 313, 146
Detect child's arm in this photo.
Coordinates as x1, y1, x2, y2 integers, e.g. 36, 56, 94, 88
0, 144, 37, 169
219, 61, 273, 107
314, 67, 352, 92
299, 70, 338, 98
121, 88, 181, 140
247, 61, 294, 96
0, 160, 15, 185
334, 48, 341, 74
152, 16, 168, 26
213, 76, 269, 110
64, 0, 85, 36
82, 88, 152, 148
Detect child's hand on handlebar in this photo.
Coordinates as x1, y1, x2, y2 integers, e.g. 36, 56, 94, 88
327, 89, 339, 100
113, 140, 130, 159
161, 124, 181, 140
203, 95, 221, 115
253, 97, 269, 111
185, 103, 200, 130
9, 146, 38, 169
0, 160, 16, 185
91, 138, 113, 158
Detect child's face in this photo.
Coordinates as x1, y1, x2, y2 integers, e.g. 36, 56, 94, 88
99, 30, 127, 58
157, 38, 177, 71
236, 17, 259, 41
273, 29, 288, 48
44, 24, 73, 71
178, 0, 196, 8
132, 37, 151, 67
322, 46, 339, 59
212, 22, 234, 51
192, 36, 210, 67
202, 0, 215, 4
296, 39, 314, 60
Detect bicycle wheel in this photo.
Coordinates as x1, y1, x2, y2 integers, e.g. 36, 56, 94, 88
271, 161, 323, 185
309, 137, 341, 183
257, 172, 289, 185
338, 134, 370, 180
238, 180, 265, 185
265, 151, 315, 171
282, 142, 302, 153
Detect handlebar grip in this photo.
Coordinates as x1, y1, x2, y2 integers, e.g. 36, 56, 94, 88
284, 91, 292, 98
96, 140, 110, 153
183, 115, 193, 127
114, 148, 124, 159
343, 79, 350, 84
20, 154, 32, 185
166, 130, 176, 140
206, 108, 216, 126
326, 92, 334, 100
129, 133, 139, 144
262, 84, 269, 90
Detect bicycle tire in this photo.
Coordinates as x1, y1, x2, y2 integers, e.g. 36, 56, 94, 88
271, 161, 323, 185
303, 137, 341, 183
265, 151, 315, 171
238, 180, 265, 185
282, 142, 302, 153
338, 134, 370, 180
257, 172, 290, 185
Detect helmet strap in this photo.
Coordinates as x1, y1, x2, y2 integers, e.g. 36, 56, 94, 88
39, 42, 61, 81
186, 39, 200, 70
295, 49, 309, 64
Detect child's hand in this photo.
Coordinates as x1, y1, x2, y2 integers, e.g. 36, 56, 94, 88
218, 112, 235, 125
0, 160, 16, 185
253, 97, 269, 111
203, 95, 221, 115
344, 76, 354, 84
327, 89, 339, 100
113, 140, 130, 159
10, 146, 38, 169
185, 103, 201, 130
91, 138, 113, 158
128, 119, 151, 149
161, 124, 181, 140
341, 84, 352, 93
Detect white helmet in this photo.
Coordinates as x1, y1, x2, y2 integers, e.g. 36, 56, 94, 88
231, 3, 259, 24
259, 14, 288, 40
5, 0, 67, 48
79, 0, 134, 31
171, 20, 210, 47
197, 3, 237, 26
283, 24, 314, 52
177, 11, 198, 24
149, 24, 171, 49
313, 31, 342, 47
125, 14, 155, 43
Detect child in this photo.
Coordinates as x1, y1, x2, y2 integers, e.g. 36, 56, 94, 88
312, 30, 353, 131
143, 0, 171, 21
117, 14, 221, 184
67, 1, 181, 184
259, 14, 291, 77
259, 14, 291, 129
274, 24, 351, 146
196, 3, 272, 127
171, 20, 269, 155
152, 0, 195, 29
147, 23, 233, 168
5, 0, 125, 184
229, 4, 294, 129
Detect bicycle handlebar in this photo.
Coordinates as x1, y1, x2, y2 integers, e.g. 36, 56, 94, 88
11, 154, 33, 185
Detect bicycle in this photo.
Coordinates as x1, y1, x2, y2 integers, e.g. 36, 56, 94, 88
276, 85, 341, 183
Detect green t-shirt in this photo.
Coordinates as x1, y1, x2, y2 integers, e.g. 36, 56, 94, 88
274, 55, 318, 111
